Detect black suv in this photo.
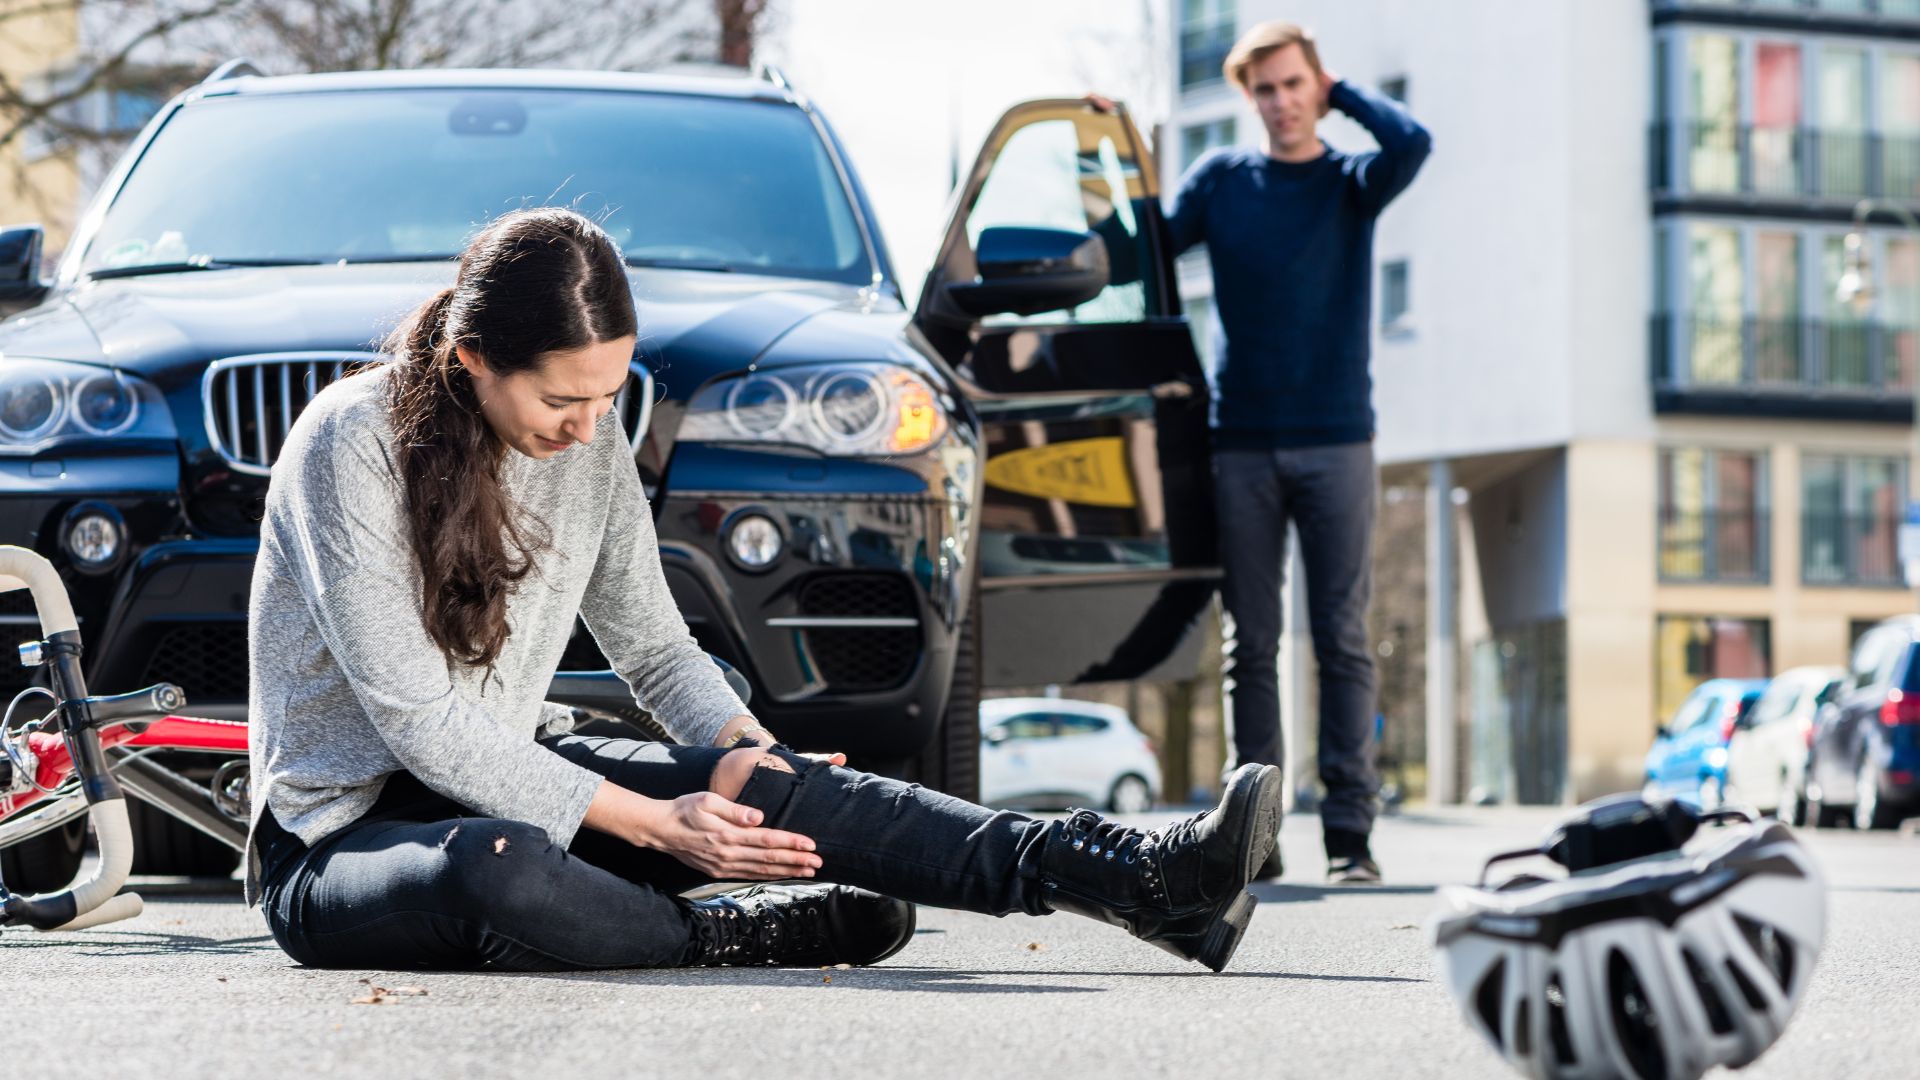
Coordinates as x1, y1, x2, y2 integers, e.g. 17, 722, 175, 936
0, 65, 1219, 876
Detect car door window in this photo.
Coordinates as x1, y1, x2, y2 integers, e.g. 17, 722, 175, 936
1667, 694, 1709, 733
1683, 695, 1725, 732
1852, 629, 1898, 689
1872, 640, 1912, 690
964, 114, 1151, 326
1750, 683, 1794, 726
999, 713, 1056, 740
1053, 713, 1111, 737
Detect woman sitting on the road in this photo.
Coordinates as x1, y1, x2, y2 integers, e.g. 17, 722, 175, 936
244, 207, 1282, 973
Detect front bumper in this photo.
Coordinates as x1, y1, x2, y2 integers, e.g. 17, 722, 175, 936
647, 444, 975, 761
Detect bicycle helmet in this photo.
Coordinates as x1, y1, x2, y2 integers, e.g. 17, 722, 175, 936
1429, 794, 1826, 1080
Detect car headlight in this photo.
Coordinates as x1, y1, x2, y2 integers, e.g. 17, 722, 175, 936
0, 357, 175, 454
678, 363, 948, 457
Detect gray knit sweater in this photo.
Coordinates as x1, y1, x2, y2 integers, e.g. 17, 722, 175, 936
243, 364, 747, 903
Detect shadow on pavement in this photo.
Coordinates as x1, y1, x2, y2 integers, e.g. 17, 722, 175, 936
1249, 883, 1436, 904
0, 928, 277, 957
495, 964, 1424, 993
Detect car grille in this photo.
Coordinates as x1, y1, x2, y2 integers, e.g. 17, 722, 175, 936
796, 574, 921, 692
203, 353, 655, 475
141, 623, 251, 703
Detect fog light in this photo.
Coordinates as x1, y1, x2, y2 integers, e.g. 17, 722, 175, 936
63, 502, 125, 573
727, 513, 783, 570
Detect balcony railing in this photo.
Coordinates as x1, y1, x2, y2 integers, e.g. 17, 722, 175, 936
1179, 18, 1236, 91
1650, 122, 1920, 203
1651, 315, 1918, 414
1803, 511, 1902, 586
1659, 505, 1772, 583
1651, 0, 1920, 22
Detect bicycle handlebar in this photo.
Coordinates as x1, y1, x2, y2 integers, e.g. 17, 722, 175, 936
0, 544, 144, 933
0, 545, 78, 637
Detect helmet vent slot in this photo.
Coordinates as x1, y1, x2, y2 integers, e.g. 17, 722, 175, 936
1724, 957, 1769, 1011
1545, 971, 1577, 1066
1473, 957, 1507, 1051
1682, 947, 1735, 1035
1733, 913, 1795, 991
1606, 948, 1669, 1080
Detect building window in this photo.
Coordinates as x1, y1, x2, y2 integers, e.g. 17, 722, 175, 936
1752, 40, 1802, 195
1658, 447, 1770, 583
1654, 219, 1920, 399
1686, 33, 1740, 193
1380, 259, 1410, 331
1655, 28, 1920, 203
1180, 117, 1236, 172
1886, 51, 1920, 199
1655, 616, 1772, 728
1803, 454, 1905, 586
1180, 0, 1236, 92
1819, 45, 1869, 198
1380, 75, 1408, 104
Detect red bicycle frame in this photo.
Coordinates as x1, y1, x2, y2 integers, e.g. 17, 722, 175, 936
1, 715, 249, 820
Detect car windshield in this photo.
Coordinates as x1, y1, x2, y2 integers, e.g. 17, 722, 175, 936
81, 89, 872, 285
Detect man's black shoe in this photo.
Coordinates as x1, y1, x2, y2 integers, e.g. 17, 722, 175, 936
1037, 762, 1284, 972
1326, 856, 1383, 885
686, 883, 916, 967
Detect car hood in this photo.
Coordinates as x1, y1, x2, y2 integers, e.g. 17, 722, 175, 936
0, 262, 892, 397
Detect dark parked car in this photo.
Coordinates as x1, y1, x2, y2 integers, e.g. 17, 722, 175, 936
0, 66, 1218, 878
1806, 615, 1920, 830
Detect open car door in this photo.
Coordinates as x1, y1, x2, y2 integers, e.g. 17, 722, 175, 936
915, 99, 1220, 689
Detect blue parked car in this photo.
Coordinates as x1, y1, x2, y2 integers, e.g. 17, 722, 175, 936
1643, 678, 1768, 807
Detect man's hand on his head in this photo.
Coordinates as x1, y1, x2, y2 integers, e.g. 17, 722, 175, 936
1318, 68, 1340, 118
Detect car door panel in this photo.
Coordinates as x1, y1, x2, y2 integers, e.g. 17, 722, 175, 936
916, 99, 1219, 690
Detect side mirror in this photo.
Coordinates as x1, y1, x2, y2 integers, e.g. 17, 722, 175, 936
0, 224, 50, 308
1654, 724, 1671, 741
983, 726, 1010, 746
945, 226, 1109, 318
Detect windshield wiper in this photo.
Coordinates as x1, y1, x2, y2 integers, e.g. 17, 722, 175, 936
87, 257, 324, 280
626, 256, 735, 273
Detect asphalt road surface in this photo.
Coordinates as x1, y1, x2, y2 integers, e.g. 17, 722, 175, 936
3, 806, 1913, 1079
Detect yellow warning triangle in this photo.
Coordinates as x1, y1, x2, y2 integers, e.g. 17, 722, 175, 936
983, 436, 1136, 508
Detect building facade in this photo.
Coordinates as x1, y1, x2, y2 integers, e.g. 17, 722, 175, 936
1165, 0, 1920, 803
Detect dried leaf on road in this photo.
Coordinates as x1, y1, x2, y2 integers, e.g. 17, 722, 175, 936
350, 983, 429, 1004
1025, 942, 1047, 951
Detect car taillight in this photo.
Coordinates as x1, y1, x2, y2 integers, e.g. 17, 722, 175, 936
1719, 702, 1740, 743
1879, 689, 1920, 725
1799, 716, 1815, 749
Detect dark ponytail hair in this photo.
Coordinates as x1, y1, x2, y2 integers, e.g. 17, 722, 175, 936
384, 208, 637, 669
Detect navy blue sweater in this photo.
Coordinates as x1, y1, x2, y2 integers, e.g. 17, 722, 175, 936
1168, 81, 1431, 449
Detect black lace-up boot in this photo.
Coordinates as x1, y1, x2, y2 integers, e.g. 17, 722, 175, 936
1037, 763, 1283, 972
684, 883, 916, 967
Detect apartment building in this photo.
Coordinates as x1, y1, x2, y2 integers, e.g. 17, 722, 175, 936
1165, 0, 1920, 802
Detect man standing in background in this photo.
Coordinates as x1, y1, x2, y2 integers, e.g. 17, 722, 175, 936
1165, 21, 1430, 884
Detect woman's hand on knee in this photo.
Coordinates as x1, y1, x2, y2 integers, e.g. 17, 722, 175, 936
646, 791, 823, 880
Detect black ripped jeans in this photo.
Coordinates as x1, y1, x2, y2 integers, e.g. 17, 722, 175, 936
256, 735, 1055, 970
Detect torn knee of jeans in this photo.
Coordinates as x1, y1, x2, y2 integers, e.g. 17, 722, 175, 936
438, 823, 462, 850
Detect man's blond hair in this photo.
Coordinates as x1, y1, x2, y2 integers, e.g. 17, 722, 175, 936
1223, 21, 1323, 92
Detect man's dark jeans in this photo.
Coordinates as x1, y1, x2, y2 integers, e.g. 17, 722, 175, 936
1213, 442, 1379, 839
256, 736, 1055, 970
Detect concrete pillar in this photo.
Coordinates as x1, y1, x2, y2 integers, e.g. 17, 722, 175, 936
1427, 461, 1459, 804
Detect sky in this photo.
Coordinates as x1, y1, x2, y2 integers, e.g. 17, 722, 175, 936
760, 0, 1170, 305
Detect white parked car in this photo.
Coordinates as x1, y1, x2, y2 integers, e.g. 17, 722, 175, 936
1725, 664, 1845, 823
979, 698, 1161, 814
